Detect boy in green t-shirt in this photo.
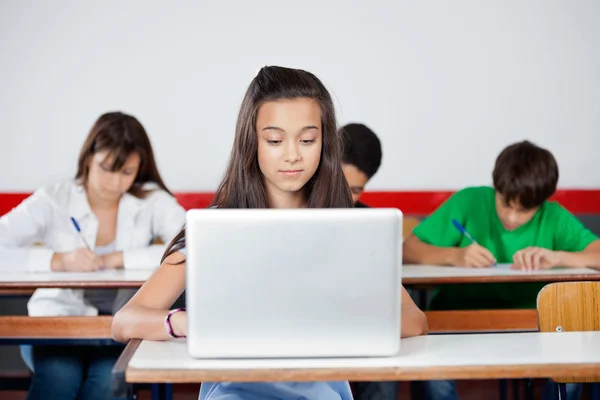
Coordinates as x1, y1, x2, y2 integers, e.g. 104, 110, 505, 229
405, 141, 600, 400
405, 140, 600, 310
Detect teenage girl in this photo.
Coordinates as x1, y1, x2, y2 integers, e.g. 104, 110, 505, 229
112, 67, 428, 400
0, 112, 186, 400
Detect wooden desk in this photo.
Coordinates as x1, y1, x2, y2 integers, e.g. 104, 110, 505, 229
118, 331, 600, 383
0, 316, 113, 340
0, 271, 148, 343
425, 309, 538, 333
0, 269, 152, 290
402, 265, 600, 285
0, 310, 537, 343
0, 266, 592, 342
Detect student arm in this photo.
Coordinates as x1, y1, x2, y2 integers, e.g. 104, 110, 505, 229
513, 241, 600, 271
552, 209, 600, 268
557, 240, 600, 268
403, 189, 495, 268
112, 251, 187, 343
0, 192, 53, 271
402, 191, 464, 266
403, 234, 495, 267
403, 234, 459, 266
513, 208, 600, 270
0, 191, 101, 271
400, 285, 428, 337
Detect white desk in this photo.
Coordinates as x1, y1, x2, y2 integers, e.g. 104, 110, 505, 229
0, 269, 153, 289
402, 265, 600, 284
2, 265, 597, 289
122, 332, 600, 383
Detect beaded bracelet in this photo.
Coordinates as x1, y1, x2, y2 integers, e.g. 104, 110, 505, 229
164, 307, 186, 338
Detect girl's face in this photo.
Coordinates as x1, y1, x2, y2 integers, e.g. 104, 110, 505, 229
86, 150, 140, 203
256, 98, 322, 204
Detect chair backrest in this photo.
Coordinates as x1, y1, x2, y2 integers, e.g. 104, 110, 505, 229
537, 281, 600, 383
403, 217, 420, 239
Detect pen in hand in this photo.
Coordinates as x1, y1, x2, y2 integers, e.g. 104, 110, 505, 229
452, 219, 478, 244
70, 217, 91, 250
451, 219, 497, 267
70, 217, 103, 270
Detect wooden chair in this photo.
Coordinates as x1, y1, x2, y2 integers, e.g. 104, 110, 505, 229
403, 217, 420, 239
537, 281, 600, 399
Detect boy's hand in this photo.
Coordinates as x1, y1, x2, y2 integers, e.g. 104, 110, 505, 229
453, 244, 496, 268
511, 247, 560, 271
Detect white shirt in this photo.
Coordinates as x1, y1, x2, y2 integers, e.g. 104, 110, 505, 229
0, 179, 186, 316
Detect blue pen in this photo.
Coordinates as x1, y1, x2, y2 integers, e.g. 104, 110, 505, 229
452, 218, 497, 266
451, 219, 478, 244
70, 217, 92, 251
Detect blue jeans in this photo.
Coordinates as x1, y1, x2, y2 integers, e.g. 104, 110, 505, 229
353, 381, 400, 400
20, 345, 34, 371
25, 345, 125, 400
418, 380, 457, 400
541, 381, 583, 400
418, 380, 582, 400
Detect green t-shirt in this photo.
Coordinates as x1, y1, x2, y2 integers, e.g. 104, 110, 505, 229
413, 186, 598, 310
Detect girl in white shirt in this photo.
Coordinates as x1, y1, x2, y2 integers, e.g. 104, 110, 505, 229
0, 111, 186, 400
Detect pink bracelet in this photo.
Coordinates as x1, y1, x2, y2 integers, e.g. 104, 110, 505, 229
164, 308, 186, 338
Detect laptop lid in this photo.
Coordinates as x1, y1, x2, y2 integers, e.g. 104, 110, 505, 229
185, 208, 402, 358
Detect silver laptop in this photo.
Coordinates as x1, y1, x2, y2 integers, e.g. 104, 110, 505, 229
185, 208, 403, 359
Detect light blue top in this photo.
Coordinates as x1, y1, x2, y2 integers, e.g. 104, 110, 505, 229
199, 381, 353, 400
179, 247, 354, 400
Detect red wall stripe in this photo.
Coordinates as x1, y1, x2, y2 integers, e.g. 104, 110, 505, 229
1, 189, 599, 216
360, 190, 600, 216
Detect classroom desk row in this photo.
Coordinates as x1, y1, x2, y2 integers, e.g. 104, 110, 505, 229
1, 264, 597, 319
1, 264, 597, 341
2, 265, 599, 399
1, 264, 599, 290
2, 264, 598, 342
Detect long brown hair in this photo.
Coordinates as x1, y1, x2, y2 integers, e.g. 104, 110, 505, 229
163, 66, 353, 261
76, 111, 172, 197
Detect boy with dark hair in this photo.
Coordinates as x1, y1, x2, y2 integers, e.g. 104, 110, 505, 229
341, 123, 398, 400
405, 140, 600, 400
341, 123, 383, 207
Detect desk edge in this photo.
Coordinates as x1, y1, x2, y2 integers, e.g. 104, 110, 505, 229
124, 362, 600, 383
112, 339, 141, 397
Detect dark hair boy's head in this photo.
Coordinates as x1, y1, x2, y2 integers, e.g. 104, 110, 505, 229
493, 140, 559, 209
340, 123, 382, 179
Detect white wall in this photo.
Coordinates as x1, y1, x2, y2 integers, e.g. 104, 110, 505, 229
1, 0, 599, 191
